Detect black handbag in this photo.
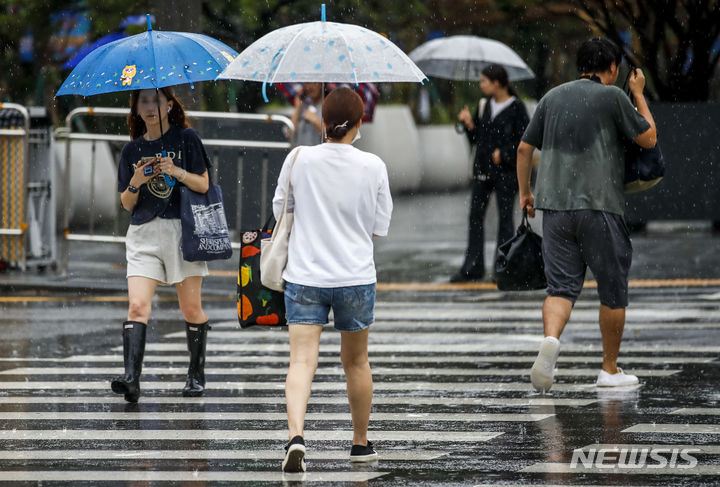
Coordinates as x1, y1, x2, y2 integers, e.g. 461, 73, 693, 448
495, 210, 546, 291
624, 141, 665, 193
237, 222, 287, 328
622, 70, 665, 194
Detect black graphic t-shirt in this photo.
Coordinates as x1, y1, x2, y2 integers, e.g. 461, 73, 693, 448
117, 126, 212, 225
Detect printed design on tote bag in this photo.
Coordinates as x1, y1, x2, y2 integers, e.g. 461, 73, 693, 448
191, 202, 229, 237
237, 230, 285, 328
190, 202, 231, 253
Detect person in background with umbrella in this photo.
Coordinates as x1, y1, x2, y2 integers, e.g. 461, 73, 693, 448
290, 82, 324, 146
451, 64, 529, 283
275, 87, 392, 472
111, 87, 213, 403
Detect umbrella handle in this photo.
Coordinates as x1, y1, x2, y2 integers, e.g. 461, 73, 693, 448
160, 149, 176, 186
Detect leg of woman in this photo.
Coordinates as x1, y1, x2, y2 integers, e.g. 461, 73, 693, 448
340, 328, 371, 446
456, 178, 493, 280
128, 276, 158, 323
495, 171, 518, 248
176, 276, 208, 324
286, 324, 323, 440
110, 276, 158, 402
176, 276, 210, 396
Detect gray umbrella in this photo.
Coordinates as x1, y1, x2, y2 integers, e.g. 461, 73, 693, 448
409, 35, 534, 82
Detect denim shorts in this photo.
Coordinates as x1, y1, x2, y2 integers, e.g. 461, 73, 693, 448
284, 282, 376, 332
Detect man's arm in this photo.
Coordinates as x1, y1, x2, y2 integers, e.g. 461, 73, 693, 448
629, 69, 657, 149
516, 141, 536, 217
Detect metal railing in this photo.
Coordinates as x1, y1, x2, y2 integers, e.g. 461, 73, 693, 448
0, 103, 31, 269
56, 107, 294, 275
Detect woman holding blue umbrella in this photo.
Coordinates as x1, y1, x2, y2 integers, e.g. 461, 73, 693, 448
55, 14, 240, 403
111, 86, 213, 402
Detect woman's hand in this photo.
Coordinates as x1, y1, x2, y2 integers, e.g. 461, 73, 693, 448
458, 106, 474, 130
129, 158, 159, 187
492, 149, 501, 165
303, 106, 320, 125
155, 156, 182, 179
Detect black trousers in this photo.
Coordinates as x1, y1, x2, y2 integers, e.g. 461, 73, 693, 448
459, 170, 518, 278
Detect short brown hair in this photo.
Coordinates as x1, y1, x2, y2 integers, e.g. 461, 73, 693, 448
127, 87, 189, 140
322, 87, 364, 140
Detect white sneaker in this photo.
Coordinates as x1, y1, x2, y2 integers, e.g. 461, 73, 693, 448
530, 336, 560, 393
596, 367, 639, 387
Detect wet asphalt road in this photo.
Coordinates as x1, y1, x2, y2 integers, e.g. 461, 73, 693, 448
0, 190, 719, 485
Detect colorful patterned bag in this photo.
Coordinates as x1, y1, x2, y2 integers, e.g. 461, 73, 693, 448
237, 227, 287, 328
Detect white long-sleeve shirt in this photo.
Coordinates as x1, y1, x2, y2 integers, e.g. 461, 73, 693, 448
272, 143, 393, 288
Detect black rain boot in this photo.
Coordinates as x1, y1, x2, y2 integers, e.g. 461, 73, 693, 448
183, 321, 210, 397
110, 321, 147, 403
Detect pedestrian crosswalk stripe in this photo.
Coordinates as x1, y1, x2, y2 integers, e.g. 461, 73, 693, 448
0, 380, 638, 393
375, 300, 720, 309
0, 366, 679, 378
0, 411, 554, 422
0, 471, 388, 482
0, 429, 502, 442
0, 354, 712, 364
0, 449, 446, 461
0, 396, 596, 407
577, 443, 720, 454
521, 463, 720, 475
158, 332, 547, 343
130, 343, 720, 353
196, 330, 559, 340
168, 321, 720, 338
372, 308, 720, 321
623, 423, 720, 434
670, 408, 720, 415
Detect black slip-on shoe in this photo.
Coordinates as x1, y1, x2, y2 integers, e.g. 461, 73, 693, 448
282, 435, 306, 472
350, 440, 378, 463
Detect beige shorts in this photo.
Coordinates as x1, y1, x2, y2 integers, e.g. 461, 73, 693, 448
126, 218, 208, 286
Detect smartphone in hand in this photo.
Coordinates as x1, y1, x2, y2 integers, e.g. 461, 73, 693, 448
141, 156, 157, 176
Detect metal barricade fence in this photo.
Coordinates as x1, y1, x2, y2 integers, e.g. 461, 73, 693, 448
55, 107, 294, 275
0, 103, 30, 270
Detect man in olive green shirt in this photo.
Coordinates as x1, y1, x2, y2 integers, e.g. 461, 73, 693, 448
516, 38, 657, 392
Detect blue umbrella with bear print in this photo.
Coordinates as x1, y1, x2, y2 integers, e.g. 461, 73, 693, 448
57, 14, 238, 184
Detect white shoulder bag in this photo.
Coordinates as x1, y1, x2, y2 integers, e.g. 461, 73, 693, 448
260, 148, 301, 292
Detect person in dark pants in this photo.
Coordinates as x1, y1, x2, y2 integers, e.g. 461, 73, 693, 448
452, 64, 529, 282
517, 38, 657, 392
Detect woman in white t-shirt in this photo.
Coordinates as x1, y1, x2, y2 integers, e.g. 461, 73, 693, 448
273, 87, 393, 472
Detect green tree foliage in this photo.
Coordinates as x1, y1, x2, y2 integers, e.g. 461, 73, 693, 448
0, 0, 145, 121
568, 0, 720, 101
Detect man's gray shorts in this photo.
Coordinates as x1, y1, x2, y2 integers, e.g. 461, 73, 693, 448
542, 210, 632, 309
